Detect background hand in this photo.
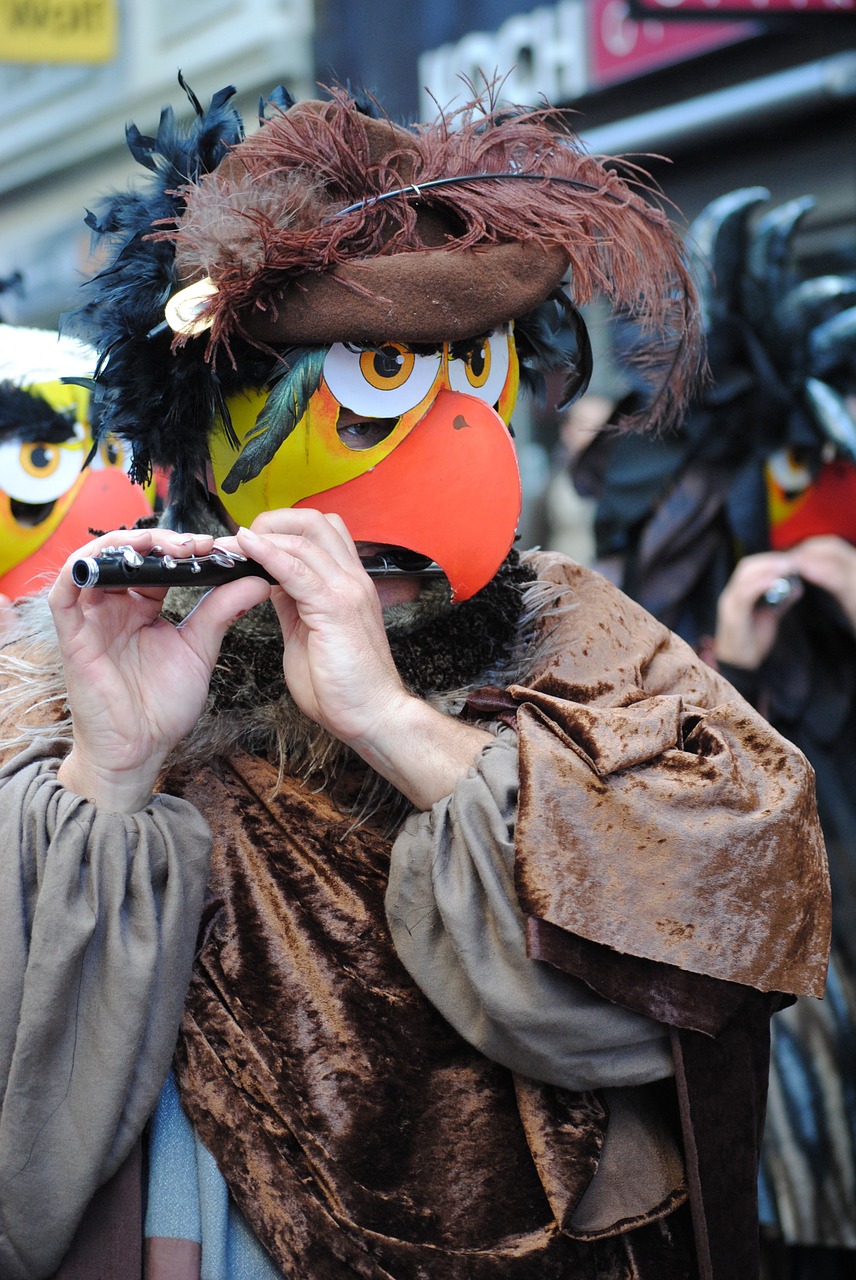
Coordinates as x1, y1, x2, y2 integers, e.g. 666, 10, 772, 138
787, 536, 856, 633
714, 551, 802, 670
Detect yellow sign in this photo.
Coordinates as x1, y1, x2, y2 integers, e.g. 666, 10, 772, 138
0, 0, 117, 64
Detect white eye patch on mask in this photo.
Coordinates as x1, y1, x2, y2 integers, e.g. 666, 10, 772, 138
321, 328, 511, 419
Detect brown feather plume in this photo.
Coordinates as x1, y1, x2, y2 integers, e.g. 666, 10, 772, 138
157, 86, 702, 431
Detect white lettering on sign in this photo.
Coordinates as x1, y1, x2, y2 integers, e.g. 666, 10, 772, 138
419, 0, 589, 116
600, 0, 638, 56
601, 0, 667, 55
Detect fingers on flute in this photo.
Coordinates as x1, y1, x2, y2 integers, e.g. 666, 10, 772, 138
50, 528, 216, 611
236, 528, 370, 612
179, 574, 272, 669
249, 509, 361, 572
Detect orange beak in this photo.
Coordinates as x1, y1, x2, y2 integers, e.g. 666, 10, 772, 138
768, 459, 856, 551
296, 390, 521, 601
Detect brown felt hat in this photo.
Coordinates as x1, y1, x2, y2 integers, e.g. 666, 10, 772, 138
234, 241, 570, 346
163, 90, 689, 354
169, 99, 571, 346
65, 80, 703, 526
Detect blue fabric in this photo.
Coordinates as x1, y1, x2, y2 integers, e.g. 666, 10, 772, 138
759, 954, 856, 1244
145, 1072, 282, 1280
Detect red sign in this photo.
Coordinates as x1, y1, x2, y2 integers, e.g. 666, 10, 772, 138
630, 0, 855, 16
590, 0, 753, 87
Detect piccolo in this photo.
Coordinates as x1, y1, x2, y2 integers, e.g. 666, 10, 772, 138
71, 545, 445, 590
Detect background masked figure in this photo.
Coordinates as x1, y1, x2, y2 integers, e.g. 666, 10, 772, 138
0, 323, 155, 618
573, 189, 856, 1279
0, 88, 830, 1280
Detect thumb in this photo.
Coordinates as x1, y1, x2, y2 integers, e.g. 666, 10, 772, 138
177, 577, 272, 670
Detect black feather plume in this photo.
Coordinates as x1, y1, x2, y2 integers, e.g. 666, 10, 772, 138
60, 75, 250, 525
259, 84, 296, 124
515, 289, 592, 409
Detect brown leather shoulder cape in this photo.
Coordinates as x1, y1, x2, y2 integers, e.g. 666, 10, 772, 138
506, 552, 829, 1002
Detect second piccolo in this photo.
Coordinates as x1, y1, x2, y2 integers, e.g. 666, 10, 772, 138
71, 545, 445, 590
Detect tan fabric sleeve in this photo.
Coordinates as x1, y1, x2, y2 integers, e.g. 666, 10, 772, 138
0, 743, 213, 1280
385, 730, 674, 1093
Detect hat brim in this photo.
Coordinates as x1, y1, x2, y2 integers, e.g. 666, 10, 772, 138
241, 242, 569, 346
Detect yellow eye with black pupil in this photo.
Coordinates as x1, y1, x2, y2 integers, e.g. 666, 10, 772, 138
359, 344, 414, 391
465, 344, 491, 389
447, 329, 510, 405
323, 342, 442, 417
20, 443, 61, 478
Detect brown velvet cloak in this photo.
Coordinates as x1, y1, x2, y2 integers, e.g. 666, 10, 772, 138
510, 556, 828, 1000
166, 554, 828, 1280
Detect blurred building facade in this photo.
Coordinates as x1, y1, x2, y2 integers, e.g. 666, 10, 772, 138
3, 1, 855, 327
0, 0, 315, 329
315, 0, 856, 273
2, 0, 854, 447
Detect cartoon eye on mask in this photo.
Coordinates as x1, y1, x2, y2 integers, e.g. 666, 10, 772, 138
766, 447, 814, 499
0, 429, 86, 509
91, 433, 134, 475
447, 332, 511, 406
323, 342, 442, 419
766, 444, 856, 551
321, 329, 512, 424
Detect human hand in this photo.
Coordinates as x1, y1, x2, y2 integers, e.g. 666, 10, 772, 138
51, 526, 271, 811
225, 510, 410, 746
227, 510, 492, 808
714, 551, 803, 670
787, 536, 856, 633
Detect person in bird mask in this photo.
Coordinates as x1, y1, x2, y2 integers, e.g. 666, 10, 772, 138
703, 200, 856, 1280
574, 185, 856, 1280
0, 82, 829, 1280
0, 324, 155, 629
